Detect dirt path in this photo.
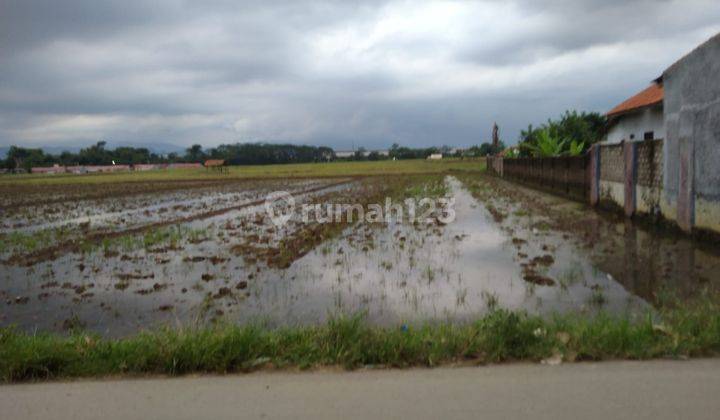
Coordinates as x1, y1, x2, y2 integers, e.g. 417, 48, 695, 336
2, 360, 719, 420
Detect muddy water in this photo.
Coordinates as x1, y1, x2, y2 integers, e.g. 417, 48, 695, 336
230, 177, 650, 327
1, 176, 718, 336
0, 178, 328, 234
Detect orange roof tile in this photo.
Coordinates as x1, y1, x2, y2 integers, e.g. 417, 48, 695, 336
607, 83, 663, 117
204, 159, 225, 167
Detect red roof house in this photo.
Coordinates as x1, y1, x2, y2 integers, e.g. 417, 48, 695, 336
605, 80, 665, 144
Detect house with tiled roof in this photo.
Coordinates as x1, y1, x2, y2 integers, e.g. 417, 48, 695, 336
605, 79, 665, 144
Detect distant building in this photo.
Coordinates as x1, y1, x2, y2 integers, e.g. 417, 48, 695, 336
204, 159, 228, 173
29, 162, 202, 174
605, 80, 665, 144
427, 153, 443, 160
168, 163, 203, 170
133, 164, 159, 171
333, 149, 389, 158
30, 164, 130, 174
31, 164, 65, 174
84, 165, 130, 173
334, 150, 355, 158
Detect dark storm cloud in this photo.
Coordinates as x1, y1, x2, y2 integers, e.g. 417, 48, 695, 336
0, 0, 718, 150
0, 0, 179, 54
461, 1, 720, 66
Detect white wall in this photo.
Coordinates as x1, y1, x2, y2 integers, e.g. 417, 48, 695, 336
605, 106, 664, 144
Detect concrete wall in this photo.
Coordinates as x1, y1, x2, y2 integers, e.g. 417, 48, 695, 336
598, 144, 625, 208
499, 155, 589, 201
663, 33, 720, 233
486, 156, 503, 176
635, 140, 664, 215
606, 105, 665, 144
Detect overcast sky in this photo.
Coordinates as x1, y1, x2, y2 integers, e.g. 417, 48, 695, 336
1, 0, 719, 151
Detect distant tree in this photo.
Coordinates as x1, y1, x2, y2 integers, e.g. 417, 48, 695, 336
77, 141, 115, 165
59, 151, 76, 166
467, 141, 506, 157
4, 141, 467, 171
185, 144, 205, 162
422, 147, 440, 158
353, 147, 367, 161
113, 147, 152, 164
317, 146, 335, 161
479, 143, 493, 156
367, 151, 381, 161
388, 143, 439, 160
5, 146, 30, 171
520, 124, 538, 145
203, 143, 338, 165
5, 146, 56, 172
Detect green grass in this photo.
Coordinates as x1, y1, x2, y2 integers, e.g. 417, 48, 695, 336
405, 175, 450, 198
2, 295, 719, 382
0, 159, 486, 186
1, 224, 205, 256
0, 227, 72, 254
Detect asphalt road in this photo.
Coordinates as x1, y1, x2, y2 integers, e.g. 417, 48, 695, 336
2, 359, 720, 419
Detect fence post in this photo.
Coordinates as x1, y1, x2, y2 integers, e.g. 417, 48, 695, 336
677, 136, 695, 232
565, 158, 570, 195
623, 141, 638, 217
589, 144, 600, 206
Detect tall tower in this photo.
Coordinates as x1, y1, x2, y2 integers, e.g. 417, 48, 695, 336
492, 122, 499, 148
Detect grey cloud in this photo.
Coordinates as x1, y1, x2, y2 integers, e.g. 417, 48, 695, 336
0, 0, 181, 54
460, 0, 720, 65
0, 0, 718, 150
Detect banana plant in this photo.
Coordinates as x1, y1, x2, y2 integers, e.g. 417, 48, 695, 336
567, 139, 585, 156
522, 129, 567, 157
521, 129, 586, 157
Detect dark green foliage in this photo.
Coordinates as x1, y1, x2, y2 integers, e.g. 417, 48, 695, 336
466, 141, 506, 157
3, 141, 162, 170
4, 146, 56, 172
388, 143, 441, 160
205, 143, 335, 165
518, 110, 606, 157
2, 142, 337, 169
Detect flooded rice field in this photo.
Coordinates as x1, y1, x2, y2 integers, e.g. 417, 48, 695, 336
1, 174, 719, 337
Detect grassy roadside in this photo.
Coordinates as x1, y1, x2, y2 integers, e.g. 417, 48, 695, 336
2, 293, 719, 382
0, 159, 486, 186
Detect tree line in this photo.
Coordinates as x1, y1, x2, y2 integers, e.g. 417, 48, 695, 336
1, 141, 339, 172
2, 141, 493, 172
2, 141, 169, 172
1, 109, 608, 171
